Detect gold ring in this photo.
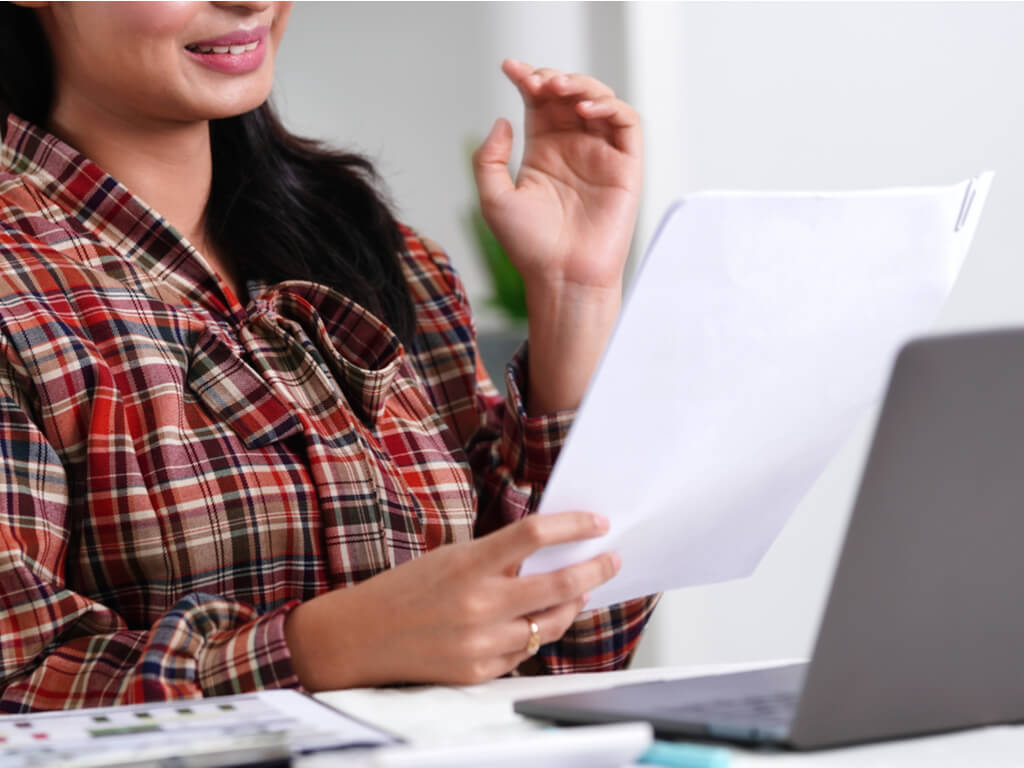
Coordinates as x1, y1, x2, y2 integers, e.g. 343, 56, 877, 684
524, 616, 541, 656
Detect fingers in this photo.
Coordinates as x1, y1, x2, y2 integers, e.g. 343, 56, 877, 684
579, 97, 642, 156
479, 510, 611, 569
500, 59, 641, 156
502, 59, 614, 105
413, 513, 618, 685
506, 551, 621, 617
495, 592, 594, 661
444, 598, 587, 685
472, 117, 516, 207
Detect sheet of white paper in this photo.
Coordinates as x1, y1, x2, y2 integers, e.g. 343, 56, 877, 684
520, 174, 993, 609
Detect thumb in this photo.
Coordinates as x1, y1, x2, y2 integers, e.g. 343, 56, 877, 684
472, 118, 515, 208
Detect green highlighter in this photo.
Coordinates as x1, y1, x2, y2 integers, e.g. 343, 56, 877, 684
637, 739, 731, 768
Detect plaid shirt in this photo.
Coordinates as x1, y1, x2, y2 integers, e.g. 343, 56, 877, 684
0, 114, 656, 712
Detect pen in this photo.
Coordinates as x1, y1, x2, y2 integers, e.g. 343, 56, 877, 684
637, 739, 731, 768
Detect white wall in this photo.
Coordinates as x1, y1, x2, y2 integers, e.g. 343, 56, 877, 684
274, 3, 1024, 668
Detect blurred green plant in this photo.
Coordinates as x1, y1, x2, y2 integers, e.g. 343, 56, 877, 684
468, 209, 528, 321
465, 139, 528, 322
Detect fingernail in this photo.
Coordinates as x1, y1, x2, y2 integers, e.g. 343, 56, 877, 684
579, 100, 594, 109
555, 75, 569, 86
592, 513, 610, 532
611, 552, 623, 571
582, 592, 591, 604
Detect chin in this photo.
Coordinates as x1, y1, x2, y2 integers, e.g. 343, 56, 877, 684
206, 101, 269, 120
198, 87, 274, 120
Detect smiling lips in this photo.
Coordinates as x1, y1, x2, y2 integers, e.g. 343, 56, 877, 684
184, 24, 269, 74
188, 40, 260, 55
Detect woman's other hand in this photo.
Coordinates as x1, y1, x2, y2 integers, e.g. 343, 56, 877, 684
474, 60, 642, 293
284, 511, 619, 690
472, 61, 643, 415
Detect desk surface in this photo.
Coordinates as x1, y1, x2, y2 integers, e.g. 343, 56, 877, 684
308, 661, 1024, 767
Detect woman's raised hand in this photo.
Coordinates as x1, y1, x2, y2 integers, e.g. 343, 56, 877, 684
284, 512, 620, 690
472, 60, 643, 295
472, 61, 644, 415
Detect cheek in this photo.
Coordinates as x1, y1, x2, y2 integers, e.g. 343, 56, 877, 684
113, 2, 200, 36
271, 1, 293, 45
59, 1, 200, 92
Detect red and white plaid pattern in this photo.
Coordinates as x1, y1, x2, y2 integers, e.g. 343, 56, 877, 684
0, 114, 656, 712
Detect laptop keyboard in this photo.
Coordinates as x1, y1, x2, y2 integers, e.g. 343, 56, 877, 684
662, 691, 799, 726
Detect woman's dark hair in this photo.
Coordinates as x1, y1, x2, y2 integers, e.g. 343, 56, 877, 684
0, 4, 415, 344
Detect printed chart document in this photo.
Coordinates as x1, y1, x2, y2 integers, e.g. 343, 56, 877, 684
521, 174, 993, 609
0, 689, 396, 767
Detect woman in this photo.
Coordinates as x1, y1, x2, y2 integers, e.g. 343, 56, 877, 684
0, 1, 656, 711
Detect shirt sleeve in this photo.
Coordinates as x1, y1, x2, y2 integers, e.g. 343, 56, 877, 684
400, 227, 659, 673
0, 343, 300, 712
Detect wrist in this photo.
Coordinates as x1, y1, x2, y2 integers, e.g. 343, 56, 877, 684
524, 273, 622, 306
284, 599, 328, 691
524, 281, 622, 355
523, 279, 622, 415
284, 589, 379, 692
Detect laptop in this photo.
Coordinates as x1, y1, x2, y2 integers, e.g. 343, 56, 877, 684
515, 329, 1024, 750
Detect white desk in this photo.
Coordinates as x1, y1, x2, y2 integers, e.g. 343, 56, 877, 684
306, 661, 1024, 766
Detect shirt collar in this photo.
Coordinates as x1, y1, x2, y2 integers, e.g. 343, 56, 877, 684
1, 112, 244, 321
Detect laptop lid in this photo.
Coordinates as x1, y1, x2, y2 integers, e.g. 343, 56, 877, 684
788, 329, 1024, 748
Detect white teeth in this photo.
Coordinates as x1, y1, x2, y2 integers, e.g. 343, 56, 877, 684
188, 40, 259, 55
